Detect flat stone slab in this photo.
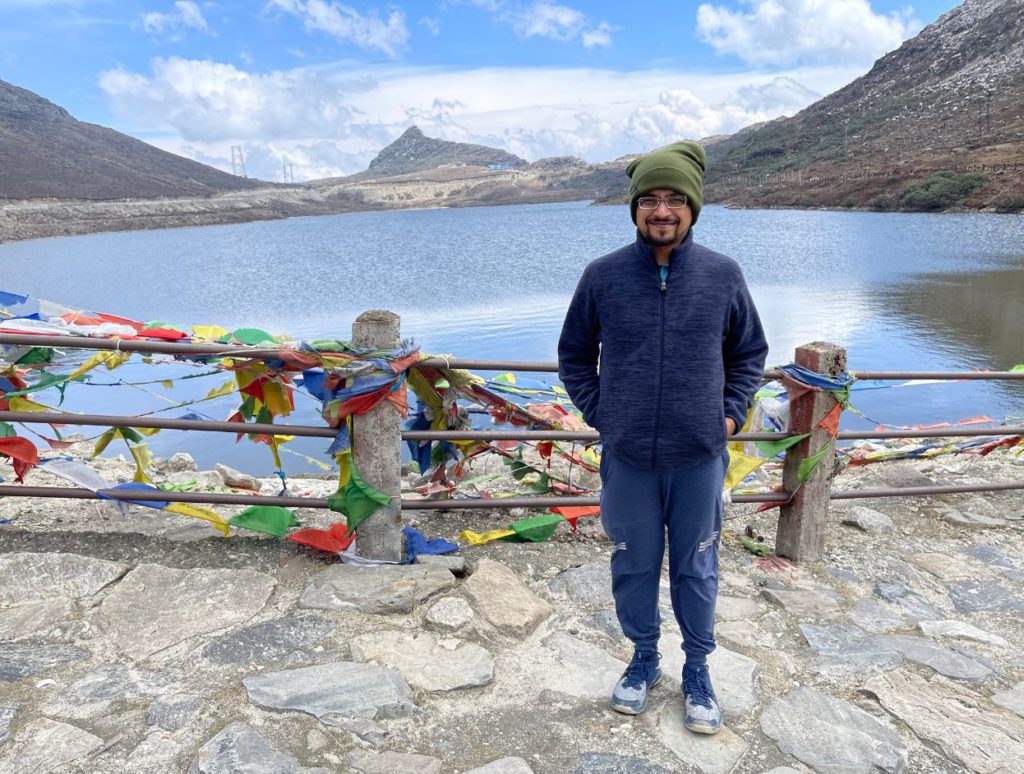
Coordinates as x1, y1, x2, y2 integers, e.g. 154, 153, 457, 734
0, 596, 76, 641
949, 580, 1024, 613
848, 598, 908, 633
761, 587, 841, 619
243, 662, 419, 721
0, 552, 128, 605
463, 757, 535, 774
548, 562, 613, 607
351, 630, 493, 691
760, 687, 908, 773
874, 582, 945, 621
864, 668, 1024, 773
0, 642, 87, 682
571, 754, 676, 774
943, 509, 1008, 528
190, 722, 329, 774
202, 615, 335, 665
463, 558, 552, 637
960, 545, 1020, 570
0, 704, 13, 744
800, 624, 901, 675
715, 595, 762, 622
841, 505, 895, 534
425, 596, 474, 630
347, 750, 442, 774
653, 700, 747, 774
149, 694, 201, 731
919, 619, 1008, 647
66, 663, 172, 702
878, 635, 993, 682
0, 717, 104, 774
96, 563, 276, 659
906, 552, 975, 581
299, 563, 454, 615
992, 681, 1024, 717
527, 632, 626, 700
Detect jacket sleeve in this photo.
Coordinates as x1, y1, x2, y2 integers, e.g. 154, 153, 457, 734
558, 268, 601, 428
722, 275, 768, 429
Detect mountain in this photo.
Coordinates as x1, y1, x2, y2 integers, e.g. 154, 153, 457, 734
344, 126, 528, 182
0, 79, 266, 200
706, 0, 1024, 212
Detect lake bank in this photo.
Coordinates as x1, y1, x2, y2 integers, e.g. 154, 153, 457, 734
2, 439, 1024, 772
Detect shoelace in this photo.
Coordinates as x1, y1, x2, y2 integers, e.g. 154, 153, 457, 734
683, 665, 715, 708
622, 651, 660, 689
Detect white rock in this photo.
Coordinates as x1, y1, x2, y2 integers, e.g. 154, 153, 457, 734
919, 619, 1008, 647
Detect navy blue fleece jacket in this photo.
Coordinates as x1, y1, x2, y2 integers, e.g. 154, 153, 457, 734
558, 231, 768, 470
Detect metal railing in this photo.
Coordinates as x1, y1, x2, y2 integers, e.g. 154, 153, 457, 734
2, 331, 1023, 561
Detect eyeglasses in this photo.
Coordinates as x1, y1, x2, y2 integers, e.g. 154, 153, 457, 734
636, 195, 688, 210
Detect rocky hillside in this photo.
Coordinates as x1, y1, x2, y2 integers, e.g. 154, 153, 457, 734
706, 0, 1024, 212
0, 79, 267, 200
341, 126, 528, 182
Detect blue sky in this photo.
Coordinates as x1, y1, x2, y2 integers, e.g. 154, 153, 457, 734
2, 0, 962, 180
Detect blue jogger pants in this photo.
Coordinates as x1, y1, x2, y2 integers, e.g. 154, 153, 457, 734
599, 449, 728, 661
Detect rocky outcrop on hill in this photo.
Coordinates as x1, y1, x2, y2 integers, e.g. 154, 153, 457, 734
344, 126, 528, 182
0, 79, 266, 201
707, 0, 1024, 212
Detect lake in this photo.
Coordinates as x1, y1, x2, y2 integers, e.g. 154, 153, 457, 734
2, 202, 1023, 474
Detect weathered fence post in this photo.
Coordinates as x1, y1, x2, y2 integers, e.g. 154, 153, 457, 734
352, 310, 403, 561
776, 341, 846, 562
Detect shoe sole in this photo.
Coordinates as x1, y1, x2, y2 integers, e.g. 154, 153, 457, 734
609, 672, 663, 715
684, 720, 722, 735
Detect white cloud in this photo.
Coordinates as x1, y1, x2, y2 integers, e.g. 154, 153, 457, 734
99, 57, 362, 142
141, 0, 209, 38
418, 16, 440, 36
696, 0, 919, 66
265, 0, 408, 57
450, 0, 612, 48
102, 59, 854, 181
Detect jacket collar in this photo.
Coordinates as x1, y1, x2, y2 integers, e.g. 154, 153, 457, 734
634, 229, 694, 272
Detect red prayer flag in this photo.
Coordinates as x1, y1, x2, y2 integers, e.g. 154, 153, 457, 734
287, 522, 355, 553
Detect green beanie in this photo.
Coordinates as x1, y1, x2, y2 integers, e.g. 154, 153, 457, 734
626, 141, 707, 225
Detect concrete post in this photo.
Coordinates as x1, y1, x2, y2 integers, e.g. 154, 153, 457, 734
777, 341, 846, 562
351, 310, 403, 561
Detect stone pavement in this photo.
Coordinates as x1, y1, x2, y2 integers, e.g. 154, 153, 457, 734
1, 449, 1024, 772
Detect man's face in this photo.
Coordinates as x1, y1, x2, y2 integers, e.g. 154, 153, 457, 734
636, 188, 693, 249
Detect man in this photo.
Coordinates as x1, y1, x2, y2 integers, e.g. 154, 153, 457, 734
557, 141, 768, 734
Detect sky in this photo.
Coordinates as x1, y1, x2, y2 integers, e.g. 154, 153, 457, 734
1, 0, 963, 181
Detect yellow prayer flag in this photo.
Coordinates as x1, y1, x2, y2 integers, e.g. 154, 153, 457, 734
164, 503, 231, 537
459, 529, 516, 545
129, 443, 154, 483
725, 449, 768, 491
68, 351, 130, 381
204, 380, 238, 401
192, 325, 228, 341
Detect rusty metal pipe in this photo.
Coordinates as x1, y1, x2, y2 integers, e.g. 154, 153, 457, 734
2, 334, 1024, 380
4, 412, 1024, 444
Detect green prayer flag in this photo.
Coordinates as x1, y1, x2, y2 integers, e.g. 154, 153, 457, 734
226, 328, 278, 346
328, 459, 391, 532
754, 433, 810, 459
0, 422, 15, 438
229, 506, 300, 537
1011, 364, 1024, 373
501, 513, 565, 543
15, 347, 52, 365
798, 444, 832, 482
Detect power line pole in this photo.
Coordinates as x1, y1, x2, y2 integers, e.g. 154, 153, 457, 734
231, 146, 247, 178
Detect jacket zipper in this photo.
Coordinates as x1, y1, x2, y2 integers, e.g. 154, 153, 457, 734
652, 268, 667, 466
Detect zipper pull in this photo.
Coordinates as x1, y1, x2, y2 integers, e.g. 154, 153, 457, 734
658, 265, 668, 292
660, 280, 667, 292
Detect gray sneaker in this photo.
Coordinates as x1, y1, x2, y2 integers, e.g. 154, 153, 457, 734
683, 663, 722, 734
610, 650, 662, 715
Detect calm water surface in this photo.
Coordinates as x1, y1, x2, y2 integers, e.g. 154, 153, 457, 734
2, 203, 1023, 473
